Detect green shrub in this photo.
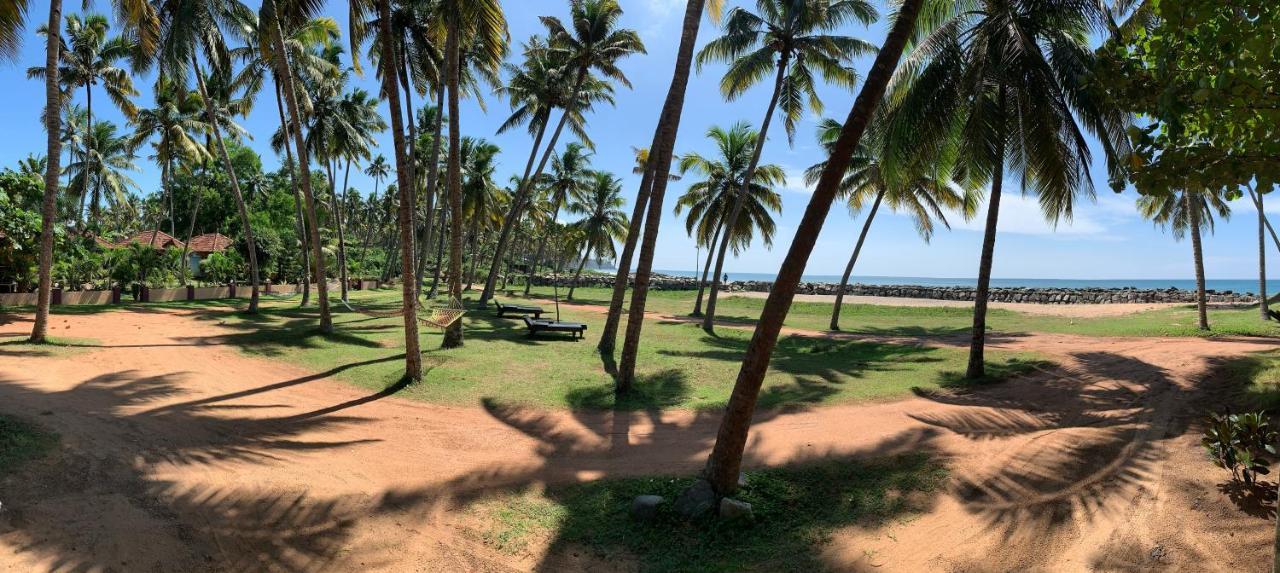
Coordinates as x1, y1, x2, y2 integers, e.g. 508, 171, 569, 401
1202, 410, 1277, 486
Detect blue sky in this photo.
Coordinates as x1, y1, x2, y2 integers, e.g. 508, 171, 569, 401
2, 0, 1277, 281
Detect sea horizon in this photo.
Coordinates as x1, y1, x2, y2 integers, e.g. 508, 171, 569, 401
643, 270, 1279, 296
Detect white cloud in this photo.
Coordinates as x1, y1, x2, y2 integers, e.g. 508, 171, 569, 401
781, 167, 814, 195
949, 194, 1110, 236
638, 0, 685, 40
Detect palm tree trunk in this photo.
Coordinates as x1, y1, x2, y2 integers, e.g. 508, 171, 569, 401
166, 155, 176, 238
178, 161, 204, 286
274, 81, 310, 305
269, 16, 330, 331
700, 0, 925, 496
702, 52, 790, 333
31, 0, 64, 343
831, 189, 883, 330
691, 221, 723, 316
1188, 193, 1210, 330
480, 71, 588, 304
965, 88, 1007, 380
377, 0, 423, 378
429, 206, 447, 298
442, 15, 465, 348
335, 159, 352, 302
193, 56, 260, 314
397, 42, 424, 298
1251, 187, 1270, 319
568, 237, 594, 301
465, 219, 481, 289
416, 82, 446, 299
524, 201, 564, 295
598, 128, 662, 354
615, 0, 706, 390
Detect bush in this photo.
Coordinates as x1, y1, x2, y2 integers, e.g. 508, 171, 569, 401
1202, 410, 1277, 486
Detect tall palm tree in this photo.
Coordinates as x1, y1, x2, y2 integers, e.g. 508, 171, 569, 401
886, 0, 1128, 378
1247, 185, 1273, 320
524, 142, 592, 294
153, 0, 266, 312
31, 0, 156, 343
29, 13, 140, 225
566, 171, 628, 300
804, 118, 972, 330
699, 0, 928, 498
694, 0, 876, 333
365, 154, 390, 190
601, 0, 722, 378
459, 137, 502, 288
235, 11, 339, 308
65, 120, 141, 228
439, 0, 507, 349
676, 122, 784, 316
129, 76, 210, 246
1138, 188, 1230, 330
478, 0, 643, 305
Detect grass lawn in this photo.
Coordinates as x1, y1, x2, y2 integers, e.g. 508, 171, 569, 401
512, 285, 1280, 338
1222, 349, 1280, 411
0, 336, 98, 358
463, 453, 947, 572
0, 415, 58, 478
168, 288, 1045, 412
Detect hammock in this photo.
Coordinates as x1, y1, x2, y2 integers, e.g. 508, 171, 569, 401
338, 296, 467, 329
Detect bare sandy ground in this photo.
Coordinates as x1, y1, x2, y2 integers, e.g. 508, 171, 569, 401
0, 306, 1275, 571
727, 290, 1186, 317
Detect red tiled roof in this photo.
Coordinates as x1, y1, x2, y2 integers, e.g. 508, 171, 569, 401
102, 230, 185, 250
188, 233, 233, 254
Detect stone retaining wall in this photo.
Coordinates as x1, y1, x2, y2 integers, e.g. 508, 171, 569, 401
531, 274, 1259, 305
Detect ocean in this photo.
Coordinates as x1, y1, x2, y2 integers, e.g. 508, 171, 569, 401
652, 270, 1279, 296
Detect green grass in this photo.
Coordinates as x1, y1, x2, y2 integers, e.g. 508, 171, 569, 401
514, 285, 1280, 338
1222, 349, 1280, 411
0, 336, 99, 358
176, 289, 1044, 412
0, 415, 58, 477
465, 453, 946, 572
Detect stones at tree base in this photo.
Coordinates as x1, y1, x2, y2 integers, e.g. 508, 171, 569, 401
673, 479, 718, 519
719, 497, 753, 522
738, 471, 749, 488
630, 495, 664, 522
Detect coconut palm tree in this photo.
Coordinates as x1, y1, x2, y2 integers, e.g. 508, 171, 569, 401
64, 119, 141, 224
698, 0, 928, 498
29, 13, 140, 225
365, 154, 390, 190
459, 137, 502, 288
885, 0, 1128, 378
439, 0, 507, 349
129, 76, 210, 245
524, 142, 593, 294
234, 11, 339, 307
1138, 188, 1230, 330
804, 118, 973, 330
478, 0, 644, 305
693, 0, 877, 333
1246, 185, 1274, 320
676, 122, 784, 316
600, 0, 722, 377
0, 0, 29, 61
566, 171, 628, 300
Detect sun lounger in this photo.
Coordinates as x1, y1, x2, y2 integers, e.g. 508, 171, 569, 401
523, 317, 588, 339
494, 300, 544, 319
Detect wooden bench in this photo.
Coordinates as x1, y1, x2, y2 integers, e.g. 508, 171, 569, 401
523, 317, 588, 339
495, 300, 544, 319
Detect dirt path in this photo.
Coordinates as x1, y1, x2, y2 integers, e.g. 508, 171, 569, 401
0, 306, 1276, 571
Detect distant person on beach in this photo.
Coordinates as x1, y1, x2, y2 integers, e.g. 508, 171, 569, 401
723, 273, 728, 283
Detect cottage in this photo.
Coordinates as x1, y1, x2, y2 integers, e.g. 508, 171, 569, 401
185, 233, 234, 275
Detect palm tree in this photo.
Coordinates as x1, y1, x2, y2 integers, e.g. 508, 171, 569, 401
478, 0, 643, 305
365, 154, 390, 190
459, 137, 502, 288
129, 76, 210, 246
0, 0, 29, 61
1247, 185, 1272, 320
235, 11, 339, 308
524, 142, 593, 294
698, 0, 928, 498
694, 0, 876, 333
599, 0, 722, 374
1138, 188, 1230, 330
29, 13, 140, 225
439, 0, 508, 349
885, 0, 1128, 378
31, 0, 156, 343
566, 171, 628, 299
676, 122, 784, 316
65, 120, 142, 229
805, 118, 972, 330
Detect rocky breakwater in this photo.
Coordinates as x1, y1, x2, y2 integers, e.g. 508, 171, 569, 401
732, 281, 1259, 305
530, 274, 1259, 304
